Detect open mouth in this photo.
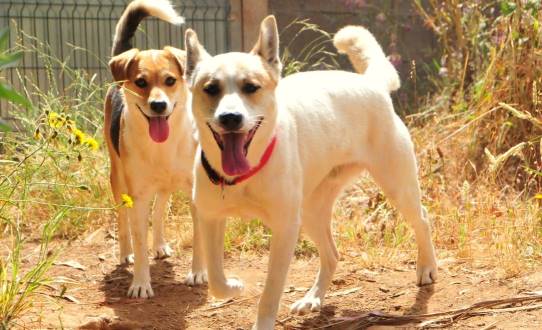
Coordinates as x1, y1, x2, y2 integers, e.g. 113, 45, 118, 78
207, 117, 263, 176
137, 104, 173, 143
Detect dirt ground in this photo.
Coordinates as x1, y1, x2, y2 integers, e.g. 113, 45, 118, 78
13, 227, 542, 330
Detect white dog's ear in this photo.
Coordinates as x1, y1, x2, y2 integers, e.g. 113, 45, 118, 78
184, 29, 210, 84
250, 15, 281, 75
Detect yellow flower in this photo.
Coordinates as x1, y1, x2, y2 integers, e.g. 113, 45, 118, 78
121, 194, 134, 208
47, 112, 65, 128
66, 119, 76, 132
83, 136, 99, 151
73, 128, 85, 144
535, 193, 542, 200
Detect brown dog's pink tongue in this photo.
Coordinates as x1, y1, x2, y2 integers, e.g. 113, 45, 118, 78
222, 133, 250, 176
148, 117, 169, 143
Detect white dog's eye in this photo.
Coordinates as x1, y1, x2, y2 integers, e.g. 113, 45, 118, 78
203, 83, 220, 96
242, 82, 260, 94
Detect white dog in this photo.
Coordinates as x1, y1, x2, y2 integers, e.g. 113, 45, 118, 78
184, 16, 437, 329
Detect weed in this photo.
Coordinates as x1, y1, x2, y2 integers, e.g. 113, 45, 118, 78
413, 0, 542, 193
0, 209, 64, 329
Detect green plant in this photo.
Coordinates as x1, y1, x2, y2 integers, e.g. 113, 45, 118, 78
0, 209, 65, 329
0, 27, 32, 132
413, 0, 542, 193
0, 28, 125, 327
0, 29, 114, 236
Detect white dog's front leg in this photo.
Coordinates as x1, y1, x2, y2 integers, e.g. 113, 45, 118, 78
127, 193, 154, 298
254, 218, 300, 330
200, 216, 243, 298
184, 203, 208, 286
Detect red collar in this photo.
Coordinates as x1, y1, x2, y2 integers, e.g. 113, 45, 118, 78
201, 136, 277, 186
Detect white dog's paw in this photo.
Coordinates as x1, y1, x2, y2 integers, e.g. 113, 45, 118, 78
153, 244, 173, 259
290, 294, 322, 315
416, 261, 438, 286
184, 271, 208, 286
127, 279, 154, 299
120, 253, 134, 265
211, 278, 244, 299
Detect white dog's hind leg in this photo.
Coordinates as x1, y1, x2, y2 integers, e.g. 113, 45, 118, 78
152, 192, 173, 259
290, 179, 343, 315
367, 136, 438, 286
254, 212, 301, 330
184, 203, 208, 286
127, 191, 154, 298
200, 217, 244, 298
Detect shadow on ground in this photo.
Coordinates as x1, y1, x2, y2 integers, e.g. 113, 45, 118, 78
95, 259, 208, 329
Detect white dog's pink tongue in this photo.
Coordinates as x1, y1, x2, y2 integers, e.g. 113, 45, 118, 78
149, 117, 169, 143
222, 133, 250, 176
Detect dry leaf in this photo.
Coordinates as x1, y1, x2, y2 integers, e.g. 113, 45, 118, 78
62, 295, 80, 304
328, 287, 361, 297
54, 260, 86, 271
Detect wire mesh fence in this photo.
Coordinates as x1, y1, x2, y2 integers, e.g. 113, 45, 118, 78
0, 0, 231, 117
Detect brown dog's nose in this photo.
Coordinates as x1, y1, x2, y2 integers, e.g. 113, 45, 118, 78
150, 101, 167, 114
218, 112, 243, 131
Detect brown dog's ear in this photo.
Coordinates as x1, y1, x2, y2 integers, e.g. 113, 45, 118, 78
109, 48, 139, 82
250, 15, 281, 77
163, 46, 186, 76
184, 29, 210, 85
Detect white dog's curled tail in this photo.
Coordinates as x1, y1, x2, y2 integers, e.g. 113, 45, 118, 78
111, 0, 184, 56
333, 26, 400, 92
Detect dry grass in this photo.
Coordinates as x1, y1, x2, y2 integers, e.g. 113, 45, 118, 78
414, 0, 542, 192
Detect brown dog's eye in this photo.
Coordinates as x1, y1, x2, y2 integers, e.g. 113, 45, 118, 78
165, 77, 176, 86
242, 82, 260, 94
203, 83, 220, 96
134, 78, 148, 88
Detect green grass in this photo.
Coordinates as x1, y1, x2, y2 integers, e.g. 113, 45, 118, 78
0, 31, 115, 328
0, 209, 64, 329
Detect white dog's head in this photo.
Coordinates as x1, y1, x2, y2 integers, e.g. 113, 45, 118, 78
184, 16, 281, 176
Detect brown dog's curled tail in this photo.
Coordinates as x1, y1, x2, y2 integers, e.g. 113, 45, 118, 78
111, 0, 184, 56
333, 26, 400, 92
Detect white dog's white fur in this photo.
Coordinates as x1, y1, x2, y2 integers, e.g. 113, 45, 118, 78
185, 16, 437, 329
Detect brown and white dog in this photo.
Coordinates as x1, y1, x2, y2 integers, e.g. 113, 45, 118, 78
185, 16, 438, 329
104, 0, 206, 299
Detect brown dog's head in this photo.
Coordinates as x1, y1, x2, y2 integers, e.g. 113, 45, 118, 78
109, 46, 187, 143
184, 16, 281, 176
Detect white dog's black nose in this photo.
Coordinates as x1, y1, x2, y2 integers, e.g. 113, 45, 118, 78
218, 112, 243, 131
150, 101, 167, 114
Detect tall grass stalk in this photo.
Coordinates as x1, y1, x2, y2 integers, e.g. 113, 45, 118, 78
413, 0, 542, 193
0, 209, 67, 329
280, 19, 340, 76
